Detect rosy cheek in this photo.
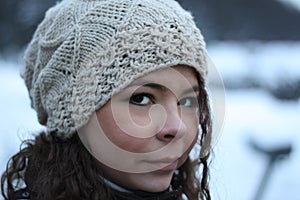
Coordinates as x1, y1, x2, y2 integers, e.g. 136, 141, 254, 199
126, 104, 169, 139
98, 111, 151, 153
129, 106, 152, 127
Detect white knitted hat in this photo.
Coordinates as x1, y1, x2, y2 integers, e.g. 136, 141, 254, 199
22, 0, 208, 138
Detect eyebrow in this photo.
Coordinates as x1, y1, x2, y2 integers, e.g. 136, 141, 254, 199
130, 82, 199, 95
142, 83, 167, 91
182, 85, 200, 95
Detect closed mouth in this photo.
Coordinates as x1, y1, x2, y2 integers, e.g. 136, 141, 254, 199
150, 159, 179, 171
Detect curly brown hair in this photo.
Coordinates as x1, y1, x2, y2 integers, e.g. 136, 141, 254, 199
1, 76, 212, 200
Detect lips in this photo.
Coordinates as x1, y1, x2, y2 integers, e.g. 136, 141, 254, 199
152, 159, 179, 171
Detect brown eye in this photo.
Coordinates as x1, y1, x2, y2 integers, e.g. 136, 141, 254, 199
178, 97, 198, 108
129, 93, 153, 106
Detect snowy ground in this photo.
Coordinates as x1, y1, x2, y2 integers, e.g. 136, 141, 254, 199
0, 42, 299, 200
208, 42, 300, 200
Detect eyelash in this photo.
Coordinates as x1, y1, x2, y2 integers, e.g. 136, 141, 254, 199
129, 93, 199, 108
178, 97, 199, 108
129, 93, 154, 106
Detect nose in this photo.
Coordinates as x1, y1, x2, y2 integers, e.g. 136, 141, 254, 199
155, 106, 187, 142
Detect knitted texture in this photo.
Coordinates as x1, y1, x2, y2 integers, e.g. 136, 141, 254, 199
22, 0, 208, 138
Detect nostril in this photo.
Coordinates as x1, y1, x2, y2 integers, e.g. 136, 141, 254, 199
164, 133, 175, 140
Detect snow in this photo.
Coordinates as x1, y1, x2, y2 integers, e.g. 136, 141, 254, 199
0, 41, 299, 200
0, 61, 44, 178
208, 41, 300, 83
211, 89, 300, 200
208, 42, 300, 200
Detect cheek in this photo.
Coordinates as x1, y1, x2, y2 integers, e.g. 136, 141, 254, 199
129, 106, 152, 126
97, 105, 152, 153
182, 109, 199, 136
103, 103, 164, 139
177, 129, 198, 168
177, 112, 199, 165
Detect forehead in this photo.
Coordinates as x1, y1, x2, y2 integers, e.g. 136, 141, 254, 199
130, 65, 198, 90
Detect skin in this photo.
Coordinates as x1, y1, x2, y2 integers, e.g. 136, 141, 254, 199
80, 65, 200, 192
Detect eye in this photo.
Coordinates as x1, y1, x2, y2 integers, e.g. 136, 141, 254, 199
178, 97, 198, 108
129, 93, 153, 106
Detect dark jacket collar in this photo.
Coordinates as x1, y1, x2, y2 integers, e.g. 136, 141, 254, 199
103, 176, 182, 200
13, 187, 183, 200
111, 187, 183, 200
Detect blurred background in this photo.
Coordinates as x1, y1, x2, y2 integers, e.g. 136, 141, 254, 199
0, 0, 299, 199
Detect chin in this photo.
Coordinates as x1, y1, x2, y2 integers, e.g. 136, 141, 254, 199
140, 175, 173, 193
149, 184, 169, 193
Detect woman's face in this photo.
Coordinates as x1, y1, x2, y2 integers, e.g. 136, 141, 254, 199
79, 65, 200, 192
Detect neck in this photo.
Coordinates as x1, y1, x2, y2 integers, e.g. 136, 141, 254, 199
100, 177, 182, 200
102, 177, 132, 193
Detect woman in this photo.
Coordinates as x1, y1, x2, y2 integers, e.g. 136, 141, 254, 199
1, 0, 212, 199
